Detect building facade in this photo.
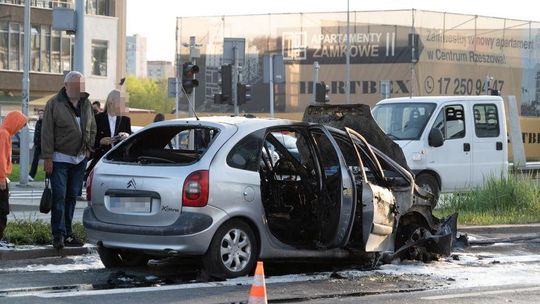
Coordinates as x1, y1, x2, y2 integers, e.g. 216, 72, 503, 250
126, 34, 146, 78
147, 60, 173, 80
0, 0, 126, 113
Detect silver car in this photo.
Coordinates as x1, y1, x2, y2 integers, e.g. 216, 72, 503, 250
84, 116, 454, 278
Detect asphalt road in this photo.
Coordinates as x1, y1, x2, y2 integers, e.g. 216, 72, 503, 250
0, 231, 539, 303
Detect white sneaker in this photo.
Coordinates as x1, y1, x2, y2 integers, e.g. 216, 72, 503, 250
27, 175, 34, 182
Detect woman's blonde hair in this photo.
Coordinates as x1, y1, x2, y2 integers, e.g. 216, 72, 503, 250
104, 89, 121, 114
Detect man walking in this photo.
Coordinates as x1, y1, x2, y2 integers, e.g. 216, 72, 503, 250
28, 109, 43, 181
41, 71, 96, 249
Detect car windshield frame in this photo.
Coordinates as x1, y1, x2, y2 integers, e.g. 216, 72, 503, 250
372, 102, 437, 140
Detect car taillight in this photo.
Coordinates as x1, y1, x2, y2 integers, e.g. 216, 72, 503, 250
182, 170, 209, 207
86, 169, 94, 204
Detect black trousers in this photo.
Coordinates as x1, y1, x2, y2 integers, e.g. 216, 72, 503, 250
29, 147, 41, 178
0, 185, 9, 240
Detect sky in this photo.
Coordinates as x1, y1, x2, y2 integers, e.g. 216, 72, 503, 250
127, 0, 540, 62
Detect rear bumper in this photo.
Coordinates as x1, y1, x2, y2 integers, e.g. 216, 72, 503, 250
83, 207, 227, 255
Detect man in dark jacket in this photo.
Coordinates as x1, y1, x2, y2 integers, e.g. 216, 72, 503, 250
28, 109, 43, 180
41, 71, 96, 249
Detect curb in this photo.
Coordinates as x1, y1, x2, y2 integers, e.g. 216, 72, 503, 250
459, 223, 540, 235
0, 245, 95, 261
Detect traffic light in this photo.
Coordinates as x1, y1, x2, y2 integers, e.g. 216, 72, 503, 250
214, 64, 232, 104
182, 62, 199, 94
315, 82, 330, 103
237, 83, 251, 105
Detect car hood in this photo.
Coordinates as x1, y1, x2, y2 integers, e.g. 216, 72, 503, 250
303, 104, 411, 172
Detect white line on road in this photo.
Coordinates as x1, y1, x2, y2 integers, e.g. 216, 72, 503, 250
422, 286, 540, 300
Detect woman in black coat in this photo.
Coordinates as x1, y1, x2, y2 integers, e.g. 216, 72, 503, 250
86, 89, 131, 177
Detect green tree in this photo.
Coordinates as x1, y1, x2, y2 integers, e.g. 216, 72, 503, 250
125, 76, 175, 113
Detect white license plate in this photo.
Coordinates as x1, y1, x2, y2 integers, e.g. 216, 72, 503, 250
109, 197, 152, 213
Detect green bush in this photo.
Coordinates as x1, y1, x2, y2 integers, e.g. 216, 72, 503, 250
435, 173, 540, 225
4, 219, 87, 245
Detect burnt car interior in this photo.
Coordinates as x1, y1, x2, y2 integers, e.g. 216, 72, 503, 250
259, 128, 342, 249
106, 126, 219, 165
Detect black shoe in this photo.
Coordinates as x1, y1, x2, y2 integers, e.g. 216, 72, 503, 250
52, 236, 64, 249
64, 235, 84, 247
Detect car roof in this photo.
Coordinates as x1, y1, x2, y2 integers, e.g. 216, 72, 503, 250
376, 95, 503, 105
145, 116, 301, 133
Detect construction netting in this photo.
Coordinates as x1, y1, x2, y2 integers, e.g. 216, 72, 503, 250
176, 9, 540, 116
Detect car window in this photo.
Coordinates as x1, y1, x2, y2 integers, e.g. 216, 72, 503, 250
227, 130, 264, 172
474, 104, 500, 137
433, 105, 465, 140
106, 126, 219, 165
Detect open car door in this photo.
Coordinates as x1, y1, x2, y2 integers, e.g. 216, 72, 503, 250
344, 127, 397, 252
308, 126, 356, 248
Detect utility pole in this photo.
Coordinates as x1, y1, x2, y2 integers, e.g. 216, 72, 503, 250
188, 36, 196, 118
312, 61, 320, 103
74, 0, 85, 73
268, 54, 274, 117
233, 45, 239, 116
345, 0, 351, 104
19, 0, 31, 186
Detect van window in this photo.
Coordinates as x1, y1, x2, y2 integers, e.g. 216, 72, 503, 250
433, 105, 465, 139
372, 103, 436, 140
473, 104, 500, 137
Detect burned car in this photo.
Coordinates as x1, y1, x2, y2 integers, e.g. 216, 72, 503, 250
83, 114, 456, 278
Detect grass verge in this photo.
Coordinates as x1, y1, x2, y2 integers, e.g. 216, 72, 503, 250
434, 173, 540, 225
4, 219, 86, 245
9, 163, 46, 182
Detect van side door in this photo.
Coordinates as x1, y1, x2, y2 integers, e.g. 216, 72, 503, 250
471, 103, 508, 185
426, 102, 472, 191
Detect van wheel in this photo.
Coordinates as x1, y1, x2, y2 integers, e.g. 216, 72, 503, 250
98, 246, 148, 268
203, 219, 258, 279
416, 174, 440, 208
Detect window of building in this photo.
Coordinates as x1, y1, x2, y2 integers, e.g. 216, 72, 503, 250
30, 24, 40, 71
51, 30, 61, 73
0, 22, 7, 69
474, 104, 500, 137
61, 34, 71, 72
86, 0, 110, 16
9, 23, 20, 70
40, 25, 50, 72
91, 39, 107, 76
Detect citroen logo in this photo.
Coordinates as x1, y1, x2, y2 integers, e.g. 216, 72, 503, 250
127, 178, 136, 189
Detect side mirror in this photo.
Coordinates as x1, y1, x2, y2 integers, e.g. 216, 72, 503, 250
428, 128, 444, 147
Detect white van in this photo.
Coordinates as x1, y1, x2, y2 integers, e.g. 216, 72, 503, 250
372, 96, 508, 199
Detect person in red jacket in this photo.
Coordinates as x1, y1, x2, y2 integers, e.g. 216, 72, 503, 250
0, 111, 28, 247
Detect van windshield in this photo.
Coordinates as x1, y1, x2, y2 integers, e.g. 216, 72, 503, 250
372, 103, 436, 140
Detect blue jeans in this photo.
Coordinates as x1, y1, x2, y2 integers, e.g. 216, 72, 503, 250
50, 159, 87, 239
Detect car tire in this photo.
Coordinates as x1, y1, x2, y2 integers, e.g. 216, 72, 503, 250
98, 246, 149, 268
203, 219, 258, 279
416, 173, 440, 208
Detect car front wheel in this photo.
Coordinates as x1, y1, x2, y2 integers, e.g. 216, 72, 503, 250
203, 219, 258, 279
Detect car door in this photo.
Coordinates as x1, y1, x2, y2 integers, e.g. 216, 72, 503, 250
308, 126, 356, 248
344, 127, 396, 252
426, 102, 472, 191
471, 103, 507, 185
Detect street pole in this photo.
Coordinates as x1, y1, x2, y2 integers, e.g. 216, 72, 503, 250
269, 54, 274, 117
233, 46, 239, 116
74, 0, 85, 73
312, 61, 319, 103
188, 36, 196, 118
345, 0, 351, 104
19, 0, 31, 186
175, 23, 180, 120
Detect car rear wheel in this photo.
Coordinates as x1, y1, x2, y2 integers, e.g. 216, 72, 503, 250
416, 173, 440, 208
98, 246, 149, 268
203, 219, 258, 279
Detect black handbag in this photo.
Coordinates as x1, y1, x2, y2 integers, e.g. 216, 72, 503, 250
39, 178, 52, 214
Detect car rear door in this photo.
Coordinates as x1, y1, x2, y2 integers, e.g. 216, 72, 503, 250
344, 127, 396, 252
309, 126, 356, 248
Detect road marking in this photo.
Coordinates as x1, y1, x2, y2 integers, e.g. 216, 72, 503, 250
422, 286, 540, 300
